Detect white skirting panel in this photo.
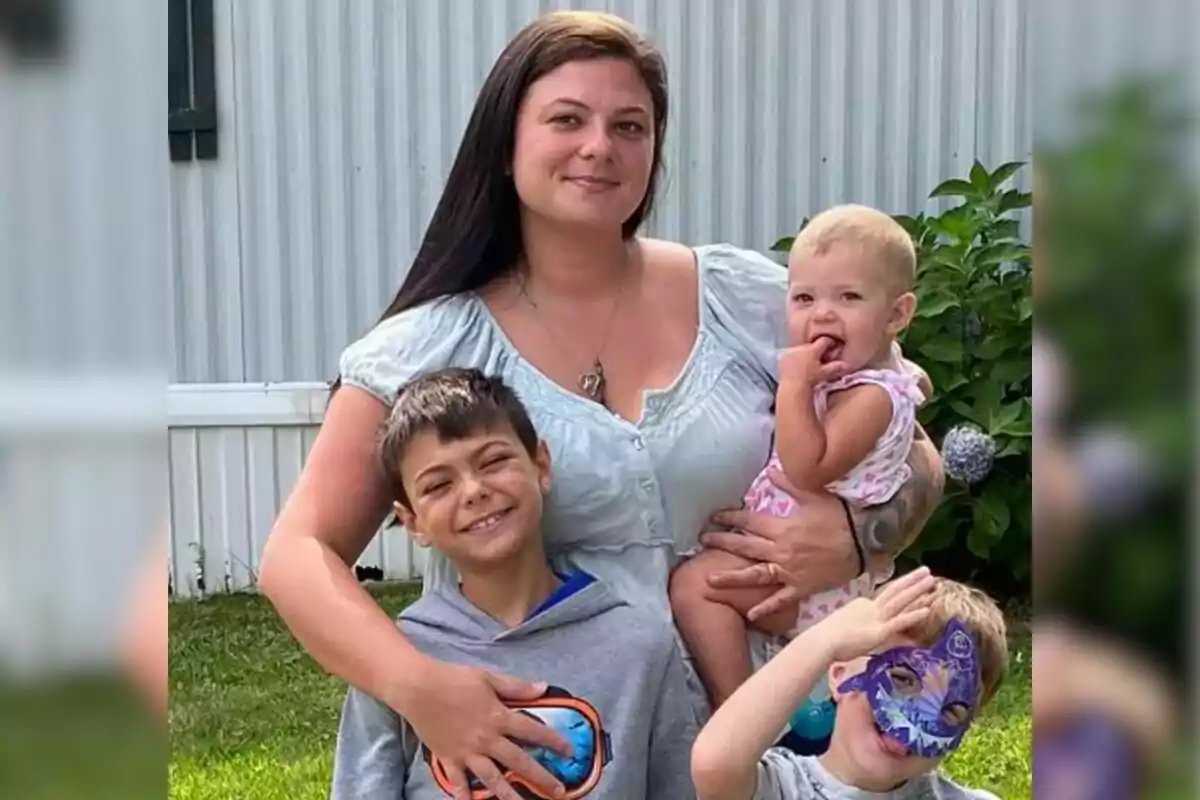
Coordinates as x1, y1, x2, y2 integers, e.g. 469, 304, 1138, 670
167, 382, 422, 598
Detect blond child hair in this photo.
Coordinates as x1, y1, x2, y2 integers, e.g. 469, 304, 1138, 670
791, 204, 918, 294
903, 577, 1010, 704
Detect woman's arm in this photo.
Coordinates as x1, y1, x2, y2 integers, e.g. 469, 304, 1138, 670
259, 386, 427, 703
258, 386, 569, 800
850, 427, 944, 571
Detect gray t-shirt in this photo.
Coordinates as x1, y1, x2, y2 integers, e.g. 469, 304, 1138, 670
754, 749, 1001, 800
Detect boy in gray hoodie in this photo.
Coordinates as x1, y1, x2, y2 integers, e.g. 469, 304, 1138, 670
331, 368, 702, 800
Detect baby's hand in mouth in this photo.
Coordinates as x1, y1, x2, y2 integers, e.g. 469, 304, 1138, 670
809, 334, 843, 364
781, 336, 849, 385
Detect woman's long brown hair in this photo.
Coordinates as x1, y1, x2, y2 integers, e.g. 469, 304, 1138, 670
332, 11, 669, 394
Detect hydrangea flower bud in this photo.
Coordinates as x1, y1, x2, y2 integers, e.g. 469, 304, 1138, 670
942, 424, 996, 484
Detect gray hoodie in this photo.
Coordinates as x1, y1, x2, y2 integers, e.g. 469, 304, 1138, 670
331, 575, 705, 799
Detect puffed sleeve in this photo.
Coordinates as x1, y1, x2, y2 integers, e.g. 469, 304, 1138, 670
697, 243, 790, 388
338, 295, 488, 407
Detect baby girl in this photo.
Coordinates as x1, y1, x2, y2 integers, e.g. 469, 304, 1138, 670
671, 204, 932, 718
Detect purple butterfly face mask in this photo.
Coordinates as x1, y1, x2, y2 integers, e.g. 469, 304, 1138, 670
837, 618, 982, 758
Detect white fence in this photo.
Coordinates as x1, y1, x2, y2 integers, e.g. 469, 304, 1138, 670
167, 383, 423, 598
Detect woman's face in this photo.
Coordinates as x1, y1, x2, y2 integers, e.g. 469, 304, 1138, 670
510, 57, 655, 232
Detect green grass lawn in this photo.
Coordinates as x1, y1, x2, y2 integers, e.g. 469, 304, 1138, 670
169, 584, 1031, 799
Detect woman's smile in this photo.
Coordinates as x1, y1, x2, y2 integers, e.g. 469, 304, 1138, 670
563, 174, 621, 191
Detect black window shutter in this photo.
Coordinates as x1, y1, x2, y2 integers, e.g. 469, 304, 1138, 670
168, 0, 218, 162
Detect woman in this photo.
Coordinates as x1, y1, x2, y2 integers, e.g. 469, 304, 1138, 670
259, 11, 942, 800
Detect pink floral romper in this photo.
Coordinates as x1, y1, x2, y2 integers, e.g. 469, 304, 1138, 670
742, 367, 927, 633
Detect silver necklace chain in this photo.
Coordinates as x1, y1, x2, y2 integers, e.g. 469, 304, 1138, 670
518, 261, 632, 409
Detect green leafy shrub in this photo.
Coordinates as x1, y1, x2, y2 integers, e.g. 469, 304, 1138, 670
1036, 79, 1191, 663
771, 161, 1033, 594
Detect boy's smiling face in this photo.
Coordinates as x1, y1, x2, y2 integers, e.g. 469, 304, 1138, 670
392, 423, 551, 571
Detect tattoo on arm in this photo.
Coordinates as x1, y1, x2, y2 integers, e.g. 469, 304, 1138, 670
850, 437, 944, 563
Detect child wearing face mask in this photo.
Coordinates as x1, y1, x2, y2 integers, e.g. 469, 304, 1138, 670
690, 568, 1009, 800
671, 205, 933, 728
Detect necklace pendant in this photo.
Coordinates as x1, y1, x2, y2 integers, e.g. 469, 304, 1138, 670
579, 359, 607, 405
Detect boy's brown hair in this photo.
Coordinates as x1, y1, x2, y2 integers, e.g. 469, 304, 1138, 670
905, 578, 1009, 705
377, 368, 539, 510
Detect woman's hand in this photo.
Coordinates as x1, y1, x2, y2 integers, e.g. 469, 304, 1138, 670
700, 485, 860, 623
402, 659, 574, 800
702, 427, 945, 623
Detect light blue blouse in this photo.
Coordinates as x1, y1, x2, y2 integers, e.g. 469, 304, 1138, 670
340, 244, 789, 617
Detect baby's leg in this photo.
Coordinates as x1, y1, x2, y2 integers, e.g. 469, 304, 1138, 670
670, 549, 790, 708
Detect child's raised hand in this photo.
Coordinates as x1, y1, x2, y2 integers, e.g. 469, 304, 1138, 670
815, 567, 937, 663
780, 336, 848, 387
